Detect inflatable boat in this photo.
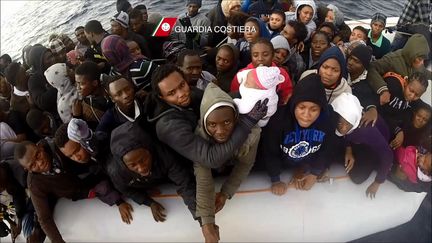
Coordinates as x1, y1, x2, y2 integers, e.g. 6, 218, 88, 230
3, 17, 431, 243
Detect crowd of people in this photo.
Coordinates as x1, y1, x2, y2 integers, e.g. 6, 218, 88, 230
0, 0, 431, 242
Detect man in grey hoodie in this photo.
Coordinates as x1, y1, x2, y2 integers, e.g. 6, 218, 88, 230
194, 83, 261, 242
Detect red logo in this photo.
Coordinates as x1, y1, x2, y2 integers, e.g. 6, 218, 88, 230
152, 17, 177, 37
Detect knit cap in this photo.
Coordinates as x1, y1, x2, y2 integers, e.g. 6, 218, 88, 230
187, 0, 202, 7
112, 11, 129, 28
371, 13, 386, 26
349, 44, 372, 69
49, 38, 66, 54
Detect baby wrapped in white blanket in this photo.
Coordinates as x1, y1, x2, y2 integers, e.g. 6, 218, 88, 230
234, 66, 284, 127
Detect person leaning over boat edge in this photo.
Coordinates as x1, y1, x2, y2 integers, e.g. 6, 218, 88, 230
144, 64, 268, 169
108, 121, 199, 223
258, 73, 336, 195
194, 82, 262, 243
366, 33, 429, 106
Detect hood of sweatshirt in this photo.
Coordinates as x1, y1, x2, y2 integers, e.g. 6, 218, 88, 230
317, 46, 348, 84
290, 73, 327, 115
111, 121, 154, 159
197, 82, 237, 138
401, 34, 429, 66
28, 45, 51, 74
295, 0, 317, 23
326, 4, 344, 26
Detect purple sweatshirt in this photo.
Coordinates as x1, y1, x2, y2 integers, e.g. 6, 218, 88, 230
344, 116, 393, 183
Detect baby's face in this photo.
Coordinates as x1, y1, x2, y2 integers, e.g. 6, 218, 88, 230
418, 153, 431, 176
413, 108, 431, 129
244, 71, 260, 89
269, 14, 284, 30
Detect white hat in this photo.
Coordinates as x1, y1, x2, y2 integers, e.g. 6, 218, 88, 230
253, 66, 285, 90
112, 11, 129, 28
331, 92, 363, 136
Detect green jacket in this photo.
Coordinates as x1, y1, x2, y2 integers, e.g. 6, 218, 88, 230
194, 82, 261, 225
367, 34, 429, 94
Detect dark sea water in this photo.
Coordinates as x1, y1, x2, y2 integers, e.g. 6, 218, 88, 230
0, 0, 405, 61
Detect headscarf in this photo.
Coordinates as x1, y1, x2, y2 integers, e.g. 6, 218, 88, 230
330, 92, 363, 136
101, 35, 135, 74
44, 63, 78, 123
221, 0, 241, 17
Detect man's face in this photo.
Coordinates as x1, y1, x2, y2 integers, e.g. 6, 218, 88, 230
75, 28, 88, 43
0, 59, 9, 71
59, 140, 91, 163
16, 65, 30, 90
84, 31, 94, 44
123, 148, 152, 177
108, 78, 135, 111
412, 57, 425, 70
187, 3, 200, 17
158, 71, 191, 107
43, 51, 56, 71
281, 24, 297, 47
216, 48, 234, 72
19, 143, 51, 173
62, 37, 76, 51
347, 55, 365, 77
180, 55, 202, 85
206, 107, 236, 143
75, 74, 98, 98
130, 18, 143, 33
140, 9, 148, 23
111, 21, 125, 36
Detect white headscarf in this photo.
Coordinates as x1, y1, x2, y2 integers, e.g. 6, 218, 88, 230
44, 63, 78, 123
331, 92, 363, 136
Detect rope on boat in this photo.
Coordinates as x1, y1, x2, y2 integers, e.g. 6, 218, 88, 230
153, 175, 350, 199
